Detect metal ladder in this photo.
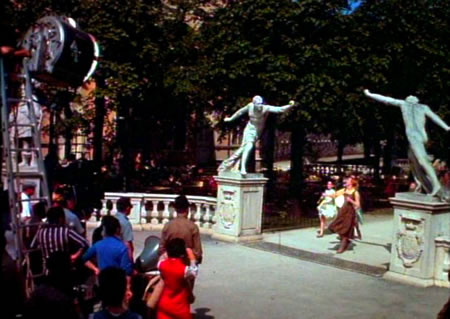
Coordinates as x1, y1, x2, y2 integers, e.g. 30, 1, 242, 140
0, 55, 51, 294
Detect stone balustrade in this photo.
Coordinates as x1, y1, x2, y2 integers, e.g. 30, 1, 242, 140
434, 236, 450, 288
91, 192, 217, 233
306, 163, 380, 176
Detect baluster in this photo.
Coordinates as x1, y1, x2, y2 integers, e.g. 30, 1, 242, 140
194, 203, 202, 227
162, 201, 171, 224
203, 204, 211, 229
210, 205, 217, 227
140, 200, 148, 224
151, 200, 160, 224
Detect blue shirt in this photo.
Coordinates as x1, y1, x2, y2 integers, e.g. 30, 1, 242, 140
115, 211, 134, 242
82, 236, 133, 275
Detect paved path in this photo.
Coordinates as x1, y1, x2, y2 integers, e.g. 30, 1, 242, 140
261, 214, 393, 273
122, 213, 449, 319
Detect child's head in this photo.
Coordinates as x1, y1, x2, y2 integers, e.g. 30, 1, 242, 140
101, 215, 121, 237
46, 206, 65, 225
166, 238, 186, 258
98, 267, 131, 308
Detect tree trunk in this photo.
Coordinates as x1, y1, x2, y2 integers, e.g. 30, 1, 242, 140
262, 115, 276, 197
289, 127, 305, 198
383, 125, 394, 174
93, 78, 105, 170
174, 102, 186, 151
337, 138, 345, 164
247, 147, 256, 173
117, 98, 130, 191
363, 135, 371, 161
373, 138, 381, 181
63, 103, 73, 159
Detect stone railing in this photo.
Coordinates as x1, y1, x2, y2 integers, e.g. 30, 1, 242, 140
306, 163, 381, 176
435, 236, 450, 288
91, 192, 217, 232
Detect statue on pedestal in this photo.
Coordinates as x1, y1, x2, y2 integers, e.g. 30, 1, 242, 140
364, 89, 450, 201
218, 95, 296, 175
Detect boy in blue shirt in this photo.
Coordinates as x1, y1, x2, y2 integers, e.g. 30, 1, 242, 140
83, 216, 133, 276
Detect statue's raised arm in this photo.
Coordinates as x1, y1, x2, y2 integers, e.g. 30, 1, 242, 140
264, 100, 297, 114
364, 89, 403, 107
424, 106, 450, 132
224, 104, 249, 123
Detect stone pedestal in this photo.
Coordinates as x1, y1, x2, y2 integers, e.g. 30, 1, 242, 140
384, 192, 450, 287
212, 172, 268, 242
434, 236, 450, 288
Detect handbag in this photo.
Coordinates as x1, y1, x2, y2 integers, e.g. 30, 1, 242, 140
143, 275, 164, 309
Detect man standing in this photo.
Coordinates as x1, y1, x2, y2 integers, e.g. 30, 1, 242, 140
364, 89, 450, 199
52, 190, 84, 236
20, 183, 36, 221
115, 197, 134, 260
159, 195, 202, 264
34, 206, 88, 263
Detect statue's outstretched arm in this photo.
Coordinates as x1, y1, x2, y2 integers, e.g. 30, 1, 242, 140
364, 89, 403, 107
224, 104, 249, 122
425, 106, 450, 131
265, 100, 296, 114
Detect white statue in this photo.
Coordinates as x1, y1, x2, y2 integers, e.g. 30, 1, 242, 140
9, 84, 42, 168
218, 95, 296, 175
364, 89, 450, 199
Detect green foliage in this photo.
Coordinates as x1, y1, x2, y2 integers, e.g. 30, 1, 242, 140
5, 0, 449, 166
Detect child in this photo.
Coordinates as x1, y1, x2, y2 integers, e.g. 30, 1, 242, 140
83, 216, 133, 276
90, 267, 141, 319
316, 181, 337, 237
156, 238, 197, 319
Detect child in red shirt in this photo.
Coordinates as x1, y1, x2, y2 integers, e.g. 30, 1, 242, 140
156, 238, 197, 319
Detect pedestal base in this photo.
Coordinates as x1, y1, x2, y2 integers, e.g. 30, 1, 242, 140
383, 271, 434, 287
211, 232, 263, 243
213, 172, 268, 242
387, 192, 450, 286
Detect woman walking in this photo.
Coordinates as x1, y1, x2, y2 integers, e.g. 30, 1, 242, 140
328, 177, 361, 254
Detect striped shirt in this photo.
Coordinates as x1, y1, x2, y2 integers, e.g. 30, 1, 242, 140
35, 224, 89, 259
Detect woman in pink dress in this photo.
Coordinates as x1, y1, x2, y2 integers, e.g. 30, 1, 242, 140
157, 238, 197, 319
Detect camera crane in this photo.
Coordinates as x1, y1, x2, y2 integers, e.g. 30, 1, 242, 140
0, 16, 99, 295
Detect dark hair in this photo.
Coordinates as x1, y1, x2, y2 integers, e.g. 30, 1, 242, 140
46, 206, 65, 224
166, 238, 186, 258
116, 197, 132, 212
98, 267, 127, 307
174, 195, 189, 212
102, 215, 120, 237
32, 201, 47, 219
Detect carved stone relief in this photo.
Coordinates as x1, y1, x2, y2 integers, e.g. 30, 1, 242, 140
218, 190, 237, 229
396, 215, 425, 268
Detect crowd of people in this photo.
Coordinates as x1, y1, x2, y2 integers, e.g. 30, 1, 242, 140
0, 194, 203, 319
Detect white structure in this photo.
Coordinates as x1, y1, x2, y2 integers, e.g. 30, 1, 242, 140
385, 192, 450, 287
212, 171, 267, 242
92, 192, 217, 233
